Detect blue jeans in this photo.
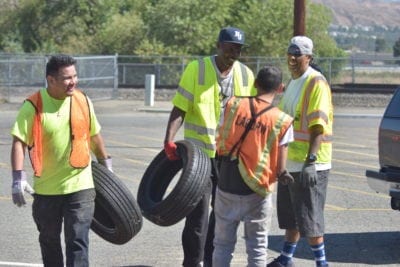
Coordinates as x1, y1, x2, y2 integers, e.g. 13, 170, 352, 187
32, 188, 96, 267
213, 188, 273, 267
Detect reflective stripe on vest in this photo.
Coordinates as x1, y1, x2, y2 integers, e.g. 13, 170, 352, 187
185, 137, 216, 152
198, 58, 205, 85
198, 58, 249, 87
240, 111, 291, 196
294, 75, 333, 142
218, 97, 293, 196
185, 121, 216, 136
239, 62, 249, 87
284, 71, 333, 163
178, 57, 254, 157
26, 90, 91, 177
177, 86, 194, 102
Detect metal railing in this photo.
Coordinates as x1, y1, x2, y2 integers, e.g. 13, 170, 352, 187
0, 54, 118, 102
1, 54, 399, 103
118, 55, 400, 88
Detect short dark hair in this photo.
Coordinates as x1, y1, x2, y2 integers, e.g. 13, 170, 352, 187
256, 66, 282, 93
46, 54, 76, 77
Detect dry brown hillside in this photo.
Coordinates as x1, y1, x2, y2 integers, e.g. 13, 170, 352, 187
311, 0, 400, 27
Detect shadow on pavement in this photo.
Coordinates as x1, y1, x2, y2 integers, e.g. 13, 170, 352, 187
269, 231, 400, 265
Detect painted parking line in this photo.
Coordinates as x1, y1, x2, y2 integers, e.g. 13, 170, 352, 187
333, 141, 371, 148
123, 157, 149, 166
102, 127, 165, 140
0, 261, 42, 266
331, 170, 365, 179
0, 162, 8, 168
334, 148, 378, 158
325, 204, 391, 211
328, 184, 389, 198
334, 113, 383, 118
107, 139, 160, 153
333, 158, 376, 169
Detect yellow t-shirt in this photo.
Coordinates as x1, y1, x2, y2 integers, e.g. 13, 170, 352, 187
11, 89, 101, 195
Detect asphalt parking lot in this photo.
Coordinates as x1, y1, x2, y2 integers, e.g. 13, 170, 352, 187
0, 99, 399, 267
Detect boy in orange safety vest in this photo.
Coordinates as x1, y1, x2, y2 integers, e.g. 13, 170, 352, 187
213, 66, 294, 266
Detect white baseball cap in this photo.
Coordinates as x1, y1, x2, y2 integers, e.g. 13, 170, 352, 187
287, 36, 313, 55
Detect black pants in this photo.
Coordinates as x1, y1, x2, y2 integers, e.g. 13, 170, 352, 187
204, 158, 219, 266
32, 189, 96, 267
182, 158, 218, 267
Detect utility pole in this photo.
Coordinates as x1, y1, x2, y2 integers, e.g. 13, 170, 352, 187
294, 0, 306, 36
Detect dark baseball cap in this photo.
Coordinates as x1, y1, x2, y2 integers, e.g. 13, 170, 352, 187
218, 27, 246, 45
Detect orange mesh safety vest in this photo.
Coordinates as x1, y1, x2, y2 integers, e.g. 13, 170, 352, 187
217, 97, 293, 196
26, 90, 91, 177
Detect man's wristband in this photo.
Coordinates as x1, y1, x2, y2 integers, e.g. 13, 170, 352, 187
306, 153, 317, 163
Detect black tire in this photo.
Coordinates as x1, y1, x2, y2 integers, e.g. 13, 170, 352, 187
137, 140, 211, 226
91, 161, 143, 244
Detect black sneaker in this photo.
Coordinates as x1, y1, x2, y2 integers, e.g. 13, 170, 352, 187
267, 257, 295, 267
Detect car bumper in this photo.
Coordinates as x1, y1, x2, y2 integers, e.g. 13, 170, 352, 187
366, 169, 400, 199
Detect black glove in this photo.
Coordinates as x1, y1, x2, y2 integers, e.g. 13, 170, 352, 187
299, 162, 317, 188
277, 170, 294, 185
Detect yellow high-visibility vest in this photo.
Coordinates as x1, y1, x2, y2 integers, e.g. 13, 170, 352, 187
173, 56, 256, 157
279, 70, 333, 163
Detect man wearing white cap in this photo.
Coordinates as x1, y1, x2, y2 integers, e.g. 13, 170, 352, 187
267, 36, 333, 267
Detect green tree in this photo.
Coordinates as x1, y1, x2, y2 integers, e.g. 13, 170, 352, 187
39, 0, 123, 53
228, 0, 293, 57
0, 0, 344, 59
0, 0, 128, 53
142, 0, 234, 55
90, 11, 146, 54
139, 0, 343, 57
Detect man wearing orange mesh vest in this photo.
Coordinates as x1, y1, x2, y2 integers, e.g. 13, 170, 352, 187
10, 54, 112, 267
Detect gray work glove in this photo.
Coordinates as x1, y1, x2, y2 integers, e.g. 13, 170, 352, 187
277, 169, 295, 185
12, 170, 34, 207
98, 156, 113, 172
299, 162, 317, 188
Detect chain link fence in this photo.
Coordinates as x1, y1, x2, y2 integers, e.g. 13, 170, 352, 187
118, 55, 400, 88
1, 53, 399, 103
0, 54, 118, 103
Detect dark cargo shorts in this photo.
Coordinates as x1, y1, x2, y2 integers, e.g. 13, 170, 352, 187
276, 170, 329, 237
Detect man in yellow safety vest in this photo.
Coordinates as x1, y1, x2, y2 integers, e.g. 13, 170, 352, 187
163, 27, 256, 266
268, 36, 333, 267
